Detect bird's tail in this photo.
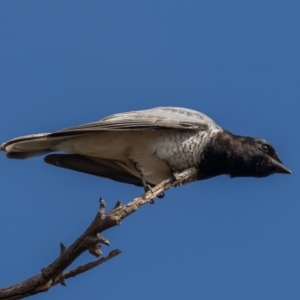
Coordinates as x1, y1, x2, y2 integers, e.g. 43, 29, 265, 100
1, 133, 65, 159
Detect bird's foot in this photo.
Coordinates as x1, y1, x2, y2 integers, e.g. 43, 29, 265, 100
172, 172, 182, 186
165, 161, 182, 186
157, 192, 165, 199
144, 185, 164, 203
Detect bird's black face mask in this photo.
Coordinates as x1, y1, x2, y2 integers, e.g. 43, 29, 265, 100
254, 139, 291, 177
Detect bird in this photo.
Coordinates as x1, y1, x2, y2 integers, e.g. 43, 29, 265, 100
1, 107, 291, 193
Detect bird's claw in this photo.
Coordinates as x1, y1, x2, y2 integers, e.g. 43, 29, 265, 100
172, 172, 182, 186
145, 185, 164, 203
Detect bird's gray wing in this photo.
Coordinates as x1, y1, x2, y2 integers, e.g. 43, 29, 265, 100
44, 154, 143, 186
49, 107, 219, 137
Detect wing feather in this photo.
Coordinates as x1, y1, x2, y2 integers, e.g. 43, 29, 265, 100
44, 154, 143, 186
49, 107, 218, 137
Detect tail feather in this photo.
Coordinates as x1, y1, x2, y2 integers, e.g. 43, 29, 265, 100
6, 150, 53, 159
2, 133, 62, 159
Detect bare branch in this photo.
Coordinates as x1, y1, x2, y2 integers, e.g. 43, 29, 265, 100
62, 249, 122, 282
0, 167, 197, 300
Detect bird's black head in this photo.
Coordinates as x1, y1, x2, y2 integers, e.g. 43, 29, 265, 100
198, 131, 291, 179
230, 137, 291, 178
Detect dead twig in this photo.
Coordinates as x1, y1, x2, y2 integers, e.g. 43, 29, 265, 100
0, 167, 197, 300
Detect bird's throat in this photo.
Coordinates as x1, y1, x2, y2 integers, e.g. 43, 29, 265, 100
198, 130, 254, 179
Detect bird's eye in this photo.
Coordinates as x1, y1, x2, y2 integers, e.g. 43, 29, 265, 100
261, 144, 269, 153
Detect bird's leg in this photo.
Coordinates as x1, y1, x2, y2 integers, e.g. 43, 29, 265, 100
165, 161, 182, 186
134, 163, 151, 192
134, 163, 164, 202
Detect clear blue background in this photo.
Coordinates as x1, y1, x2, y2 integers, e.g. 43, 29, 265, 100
0, 1, 299, 299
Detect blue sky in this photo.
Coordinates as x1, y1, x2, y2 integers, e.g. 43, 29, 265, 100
0, 1, 299, 299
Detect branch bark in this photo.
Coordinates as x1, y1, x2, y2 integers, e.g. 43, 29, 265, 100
0, 167, 197, 300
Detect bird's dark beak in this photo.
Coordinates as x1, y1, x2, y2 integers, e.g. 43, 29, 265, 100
271, 158, 292, 174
